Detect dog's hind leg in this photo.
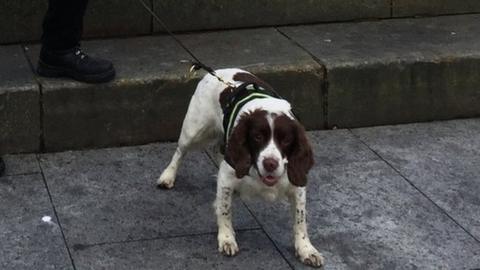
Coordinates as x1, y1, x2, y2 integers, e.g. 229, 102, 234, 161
157, 88, 220, 189
157, 145, 185, 189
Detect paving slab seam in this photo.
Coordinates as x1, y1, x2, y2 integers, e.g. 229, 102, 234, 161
390, 0, 393, 17
71, 227, 262, 251
320, 66, 329, 129
2, 172, 41, 178
274, 27, 328, 69
21, 45, 46, 152
149, 0, 154, 34
35, 154, 78, 270
274, 27, 329, 129
37, 82, 45, 152
348, 129, 480, 244
240, 200, 296, 270
391, 11, 480, 20
204, 150, 219, 168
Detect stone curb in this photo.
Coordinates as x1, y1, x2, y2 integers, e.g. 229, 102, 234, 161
1, 15, 480, 154
280, 14, 480, 128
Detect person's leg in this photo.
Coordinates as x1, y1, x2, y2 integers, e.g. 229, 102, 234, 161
42, 0, 89, 51
38, 0, 115, 83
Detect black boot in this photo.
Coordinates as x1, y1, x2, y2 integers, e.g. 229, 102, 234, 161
0, 157, 5, 177
37, 46, 115, 83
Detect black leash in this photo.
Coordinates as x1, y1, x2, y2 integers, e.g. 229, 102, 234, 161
138, 0, 299, 121
138, 0, 235, 87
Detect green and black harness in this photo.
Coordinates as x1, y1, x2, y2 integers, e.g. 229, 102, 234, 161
222, 82, 282, 143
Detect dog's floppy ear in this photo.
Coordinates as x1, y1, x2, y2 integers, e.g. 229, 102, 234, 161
287, 122, 314, 186
225, 115, 251, 178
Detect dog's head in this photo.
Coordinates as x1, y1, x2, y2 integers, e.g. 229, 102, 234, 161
225, 109, 313, 187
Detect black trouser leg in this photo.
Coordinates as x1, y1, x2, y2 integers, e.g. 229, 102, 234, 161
41, 0, 89, 51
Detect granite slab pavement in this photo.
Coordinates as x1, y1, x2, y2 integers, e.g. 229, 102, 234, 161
353, 118, 480, 241
245, 129, 480, 269
0, 174, 73, 270
3, 119, 480, 269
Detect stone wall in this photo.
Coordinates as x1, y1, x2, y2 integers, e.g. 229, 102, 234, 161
2, 0, 480, 44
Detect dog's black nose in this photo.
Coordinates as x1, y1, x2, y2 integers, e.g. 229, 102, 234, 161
263, 158, 279, 172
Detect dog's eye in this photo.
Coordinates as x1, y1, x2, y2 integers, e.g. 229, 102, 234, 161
282, 136, 292, 146
253, 133, 263, 142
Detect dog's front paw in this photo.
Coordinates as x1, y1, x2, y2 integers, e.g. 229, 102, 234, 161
296, 244, 325, 268
219, 239, 239, 256
157, 168, 175, 189
218, 232, 239, 256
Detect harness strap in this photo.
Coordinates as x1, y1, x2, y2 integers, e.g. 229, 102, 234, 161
222, 83, 280, 143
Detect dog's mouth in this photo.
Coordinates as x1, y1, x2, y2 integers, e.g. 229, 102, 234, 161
261, 175, 279, 186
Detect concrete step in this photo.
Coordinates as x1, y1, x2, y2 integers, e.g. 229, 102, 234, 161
1, 14, 480, 154
2, 0, 480, 44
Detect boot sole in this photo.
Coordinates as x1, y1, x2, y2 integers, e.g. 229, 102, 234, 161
37, 60, 116, 84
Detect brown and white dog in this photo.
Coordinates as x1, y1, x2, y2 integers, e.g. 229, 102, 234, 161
157, 68, 324, 268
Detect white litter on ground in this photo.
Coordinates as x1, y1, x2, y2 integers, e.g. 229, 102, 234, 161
41, 216, 54, 224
